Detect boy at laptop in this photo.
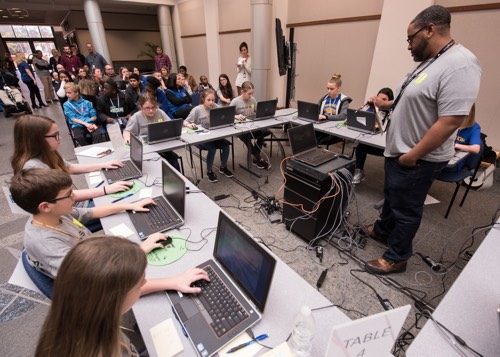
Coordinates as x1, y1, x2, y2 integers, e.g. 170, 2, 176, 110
10, 168, 209, 295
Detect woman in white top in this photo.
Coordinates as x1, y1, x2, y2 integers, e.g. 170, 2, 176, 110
235, 42, 252, 95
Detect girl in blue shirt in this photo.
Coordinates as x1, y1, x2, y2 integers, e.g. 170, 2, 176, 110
14, 52, 47, 109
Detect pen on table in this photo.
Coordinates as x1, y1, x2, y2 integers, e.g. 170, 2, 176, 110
227, 334, 269, 353
95, 180, 104, 188
111, 193, 134, 203
171, 307, 188, 338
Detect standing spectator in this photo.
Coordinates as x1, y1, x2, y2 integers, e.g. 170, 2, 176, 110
14, 52, 47, 109
85, 42, 108, 72
154, 46, 172, 72
4, 52, 16, 76
70, 45, 86, 67
49, 48, 61, 73
364, 5, 481, 275
32, 50, 58, 104
60, 45, 82, 77
235, 42, 252, 95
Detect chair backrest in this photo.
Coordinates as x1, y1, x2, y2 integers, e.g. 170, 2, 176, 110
21, 250, 53, 299
191, 91, 201, 107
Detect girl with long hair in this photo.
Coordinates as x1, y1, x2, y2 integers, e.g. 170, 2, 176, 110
14, 52, 47, 109
11, 115, 130, 199
165, 72, 193, 119
216, 74, 234, 106
184, 89, 233, 182
35, 236, 147, 357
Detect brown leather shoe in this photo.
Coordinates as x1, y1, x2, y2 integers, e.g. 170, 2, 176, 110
361, 225, 387, 245
365, 257, 407, 275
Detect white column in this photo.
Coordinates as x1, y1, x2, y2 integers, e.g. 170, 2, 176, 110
171, 4, 184, 71
83, 0, 112, 65
203, 0, 221, 85
251, 0, 273, 101
158, 5, 178, 71
365, 0, 434, 99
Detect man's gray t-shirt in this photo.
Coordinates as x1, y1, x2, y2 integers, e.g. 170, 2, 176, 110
124, 109, 171, 136
24, 208, 94, 279
385, 44, 481, 162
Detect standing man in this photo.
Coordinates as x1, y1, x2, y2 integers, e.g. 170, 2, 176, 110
32, 50, 57, 104
364, 5, 481, 275
85, 43, 108, 72
154, 47, 172, 72
60, 45, 82, 77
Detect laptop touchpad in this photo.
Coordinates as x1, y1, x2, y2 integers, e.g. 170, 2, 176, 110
176, 301, 199, 322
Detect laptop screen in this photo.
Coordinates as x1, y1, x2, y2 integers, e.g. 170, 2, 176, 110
256, 99, 277, 118
288, 123, 317, 155
214, 211, 276, 312
130, 134, 143, 171
298, 100, 320, 121
209, 106, 236, 128
161, 160, 185, 218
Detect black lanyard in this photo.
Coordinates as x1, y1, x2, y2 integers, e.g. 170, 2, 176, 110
386, 39, 455, 132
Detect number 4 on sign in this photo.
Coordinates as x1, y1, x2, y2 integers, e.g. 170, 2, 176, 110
356, 349, 365, 356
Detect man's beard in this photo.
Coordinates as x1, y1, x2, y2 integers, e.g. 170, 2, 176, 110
411, 38, 429, 62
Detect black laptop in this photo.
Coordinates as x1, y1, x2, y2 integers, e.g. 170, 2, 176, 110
297, 100, 320, 123
144, 119, 183, 144
127, 160, 185, 239
253, 99, 278, 120
208, 106, 236, 130
346, 109, 379, 134
102, 133, 143, 183
288, 123, 338, 167
167, 211, 276, 357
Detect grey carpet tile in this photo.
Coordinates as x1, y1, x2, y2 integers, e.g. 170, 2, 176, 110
0, 296, 39, 324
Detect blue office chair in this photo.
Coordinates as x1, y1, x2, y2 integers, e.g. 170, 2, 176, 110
191, 91, 201, 107
436, 145, 483, 219
21, 250, 53, 299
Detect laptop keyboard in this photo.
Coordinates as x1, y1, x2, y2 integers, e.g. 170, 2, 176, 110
191, 266, 249, 337
116, 161, 139, 177
144, 197, 178, 231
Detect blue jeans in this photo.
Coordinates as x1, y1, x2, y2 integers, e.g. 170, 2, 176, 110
196, 139, 230, 172
238, 129, 271, 160
22, 250, 53, 299
373, 157, 447, 262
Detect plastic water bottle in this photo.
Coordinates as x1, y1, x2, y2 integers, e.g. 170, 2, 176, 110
288, 305, 315, 357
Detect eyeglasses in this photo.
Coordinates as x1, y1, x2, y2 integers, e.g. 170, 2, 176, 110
45, 131, 61, 141
407, 25, 428, 44
142, 106, 157, 111
47, 190, 73, 203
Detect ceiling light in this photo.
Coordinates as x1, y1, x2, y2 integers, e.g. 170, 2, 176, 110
15, 10, 22, 13
2, 16, 8, 18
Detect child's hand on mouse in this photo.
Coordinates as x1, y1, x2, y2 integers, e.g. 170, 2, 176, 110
105, 181, 133, 194
140, 233, 169, 253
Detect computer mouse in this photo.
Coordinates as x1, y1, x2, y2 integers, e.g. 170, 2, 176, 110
161, 237, 173, 247
192, 124, 198, 130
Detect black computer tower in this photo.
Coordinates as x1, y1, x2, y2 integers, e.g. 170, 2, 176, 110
282, 157, 355, 243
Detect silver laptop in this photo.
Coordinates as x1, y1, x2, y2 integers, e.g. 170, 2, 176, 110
288, 123, 338, 167
107, 123, 129, 160
208, 106, 236, 130
102, 133, 142, 184
297, 100, 320, 123
325, 305, 410, 357
167, 211, 277, 357
127, 160, 184, 239
346, 109, 379, 134
253, 99, 278, 120
144, 119, 183, 144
